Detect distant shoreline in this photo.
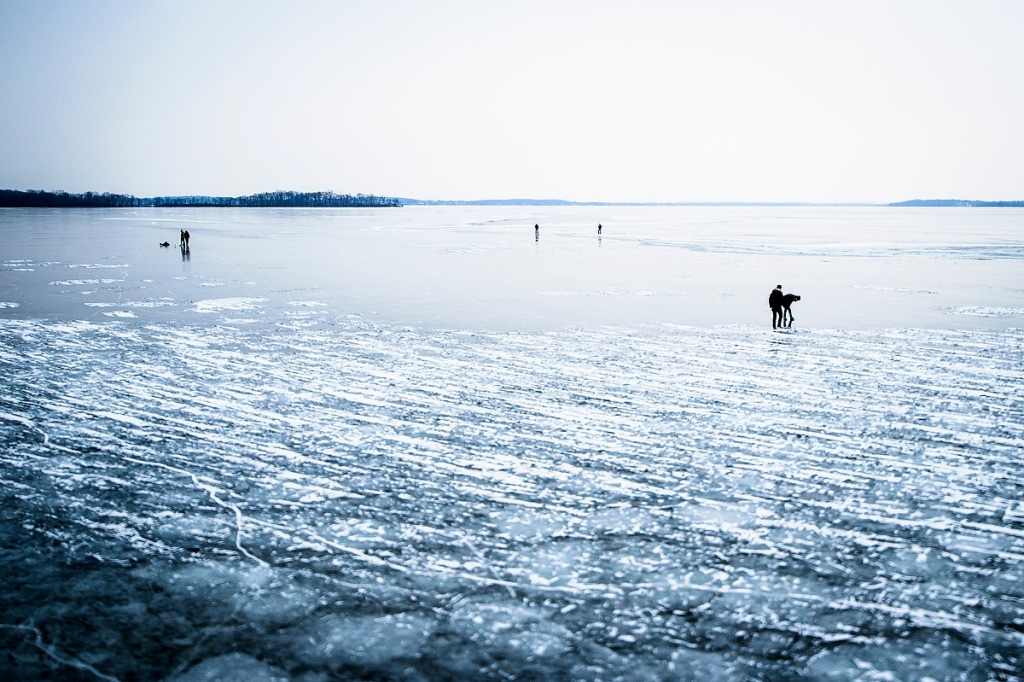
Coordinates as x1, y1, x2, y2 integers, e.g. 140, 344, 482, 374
403, 199, 1024, 208
885, 199, 1024, 208
1, 189, 1021, 209
0, 189, 402, 209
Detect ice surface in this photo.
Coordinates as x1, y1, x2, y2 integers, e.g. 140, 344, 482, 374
1, 206, 1023, 680
167, 653, 289, 682
2, 205, 1023, 331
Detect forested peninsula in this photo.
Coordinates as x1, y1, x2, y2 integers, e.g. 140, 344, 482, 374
0, 189, 402, 208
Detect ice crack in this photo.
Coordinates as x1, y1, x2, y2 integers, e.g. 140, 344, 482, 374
121, 456, 267, 567
0, 623, 121, 682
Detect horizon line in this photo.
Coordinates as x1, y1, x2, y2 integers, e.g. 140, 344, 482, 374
2, 188, 1023, 208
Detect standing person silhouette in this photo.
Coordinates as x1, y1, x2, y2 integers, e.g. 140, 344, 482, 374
768, 284, 784, 329
183, 230, 190, 249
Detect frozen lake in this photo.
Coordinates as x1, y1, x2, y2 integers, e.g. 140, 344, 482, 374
1, 206, 1023, 680
2, 205, 1023, 331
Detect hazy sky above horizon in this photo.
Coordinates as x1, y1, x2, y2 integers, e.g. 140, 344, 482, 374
2, 1, 1022, 203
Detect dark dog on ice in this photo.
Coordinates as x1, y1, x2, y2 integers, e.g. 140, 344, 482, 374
159, 241, 171, 247
781, 293, 801, 327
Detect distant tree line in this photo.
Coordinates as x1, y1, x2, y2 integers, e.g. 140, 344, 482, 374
0, 189, 402, 208
0, 189, 140, 207
889, 199, 1024, 207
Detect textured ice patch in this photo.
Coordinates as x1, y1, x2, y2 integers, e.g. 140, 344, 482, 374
85, 298, 175, 309
102, 311, 137, 318
492, 508, 571, 541
448, 601, 573, 661
804, 635, 986, 681
948, 306, 1023, 317
0, 302, 19, 308
194, 297, 266, 313
1005, 502, 1024, 524
149, 563, 315, 627
3, 259, 36, 271
66, 263, 126, 269
283, 300, 328, 325
167, 653, 289, 682
50, 278, 121, 286
291, 613, 435, 667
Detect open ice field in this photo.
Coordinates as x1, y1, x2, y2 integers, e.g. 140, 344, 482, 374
1, 206, 1023, 680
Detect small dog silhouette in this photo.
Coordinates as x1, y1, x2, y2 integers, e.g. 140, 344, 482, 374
781, 294, 801, 327
159, 241, 171, 247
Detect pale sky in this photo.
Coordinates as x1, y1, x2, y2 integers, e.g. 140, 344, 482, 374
1, 0, 1022, 203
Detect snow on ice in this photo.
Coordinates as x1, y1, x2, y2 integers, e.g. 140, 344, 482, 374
1, 318, 1021, 680
1, 206, 1023, 680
